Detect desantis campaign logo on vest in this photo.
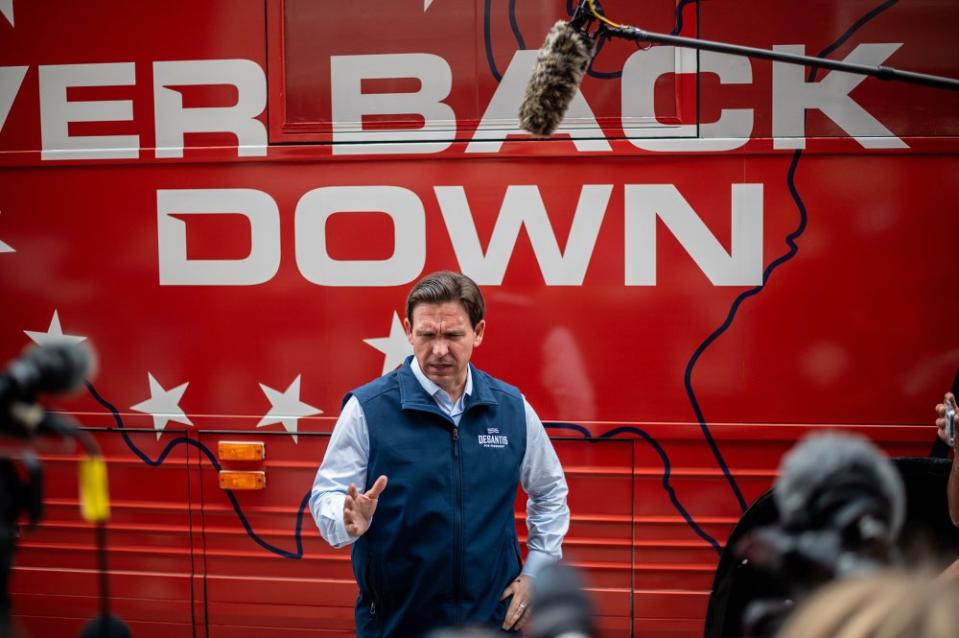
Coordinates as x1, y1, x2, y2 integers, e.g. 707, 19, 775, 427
478, 427, 509, 449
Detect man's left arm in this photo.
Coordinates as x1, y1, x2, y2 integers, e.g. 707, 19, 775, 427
501, 398, 570, 630
520, 398, 571, 576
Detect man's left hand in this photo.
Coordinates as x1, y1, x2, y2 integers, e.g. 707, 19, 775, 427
500, 575, 533, 631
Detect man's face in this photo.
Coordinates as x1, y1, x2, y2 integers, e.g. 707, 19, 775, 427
405, 301, 485, 395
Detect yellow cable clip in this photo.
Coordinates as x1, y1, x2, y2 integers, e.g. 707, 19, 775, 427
79, 456, 111, 523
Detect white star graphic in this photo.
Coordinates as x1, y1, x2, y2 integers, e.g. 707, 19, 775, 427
0, 210, 13, 254
130, 373, 193, 441
257, 375, 322, 443
424, 0, 435, 11
363, 311, 412, 375
0, 0, 12, 28
24, 310, 86, 345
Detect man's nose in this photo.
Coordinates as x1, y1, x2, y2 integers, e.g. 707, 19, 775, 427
432, 339, 448, 356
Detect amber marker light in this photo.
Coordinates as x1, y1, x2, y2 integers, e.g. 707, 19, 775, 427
217, 440, 266, 461
218, 470, 266, 490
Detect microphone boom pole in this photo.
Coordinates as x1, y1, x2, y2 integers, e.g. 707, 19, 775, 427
600, 24, 959, 92
587, 0, 959, 92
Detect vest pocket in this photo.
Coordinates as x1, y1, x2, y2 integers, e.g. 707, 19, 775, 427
488, 532, 522, 623
356, 552, 389, 623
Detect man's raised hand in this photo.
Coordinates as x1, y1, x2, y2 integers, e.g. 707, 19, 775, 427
936, 392, 958, 450
344, 475, 389, 538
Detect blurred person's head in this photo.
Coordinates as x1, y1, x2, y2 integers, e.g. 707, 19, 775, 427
775, 432, 905, 551
424, 629, 499, 638
776, 571, 959, 638
530, 562, 595, 638
737, 434, 905, 610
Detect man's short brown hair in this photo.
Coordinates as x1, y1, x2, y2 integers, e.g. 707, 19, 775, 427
406, 271, 485, 328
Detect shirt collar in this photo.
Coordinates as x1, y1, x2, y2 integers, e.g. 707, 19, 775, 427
410, 357, 472, 401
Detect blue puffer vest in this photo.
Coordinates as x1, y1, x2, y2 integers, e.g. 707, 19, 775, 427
348, 356, 527, 637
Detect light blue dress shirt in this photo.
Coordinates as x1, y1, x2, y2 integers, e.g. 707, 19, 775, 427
310, 358, 570, 578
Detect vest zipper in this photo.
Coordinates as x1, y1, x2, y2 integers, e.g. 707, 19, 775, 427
365, 561, 381, 619
451, 424, 464, 622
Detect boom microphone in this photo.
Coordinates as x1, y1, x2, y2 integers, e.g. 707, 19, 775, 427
0, 341, 94, 436
1, 341, 92, 403
775, 432, 905, 548
518, 19, 597, 137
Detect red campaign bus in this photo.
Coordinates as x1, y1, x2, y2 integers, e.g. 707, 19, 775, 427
0, 0, 957, 636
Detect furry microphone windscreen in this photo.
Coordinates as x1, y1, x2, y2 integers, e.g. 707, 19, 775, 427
8, 341, 94, 395
519, 20, 597, 137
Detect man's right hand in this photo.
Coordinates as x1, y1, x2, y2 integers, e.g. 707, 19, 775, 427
344, 475, 389, 538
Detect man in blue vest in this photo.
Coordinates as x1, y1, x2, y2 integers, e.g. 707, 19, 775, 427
311, 271, 570, 637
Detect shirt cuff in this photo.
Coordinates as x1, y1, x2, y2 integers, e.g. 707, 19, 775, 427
319, 493, 357, 548
329, 515, 356, 548
521, 549, 557, 578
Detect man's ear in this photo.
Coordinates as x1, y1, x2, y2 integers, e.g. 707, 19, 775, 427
403, 317, 414, 345
473, 319, 486, 346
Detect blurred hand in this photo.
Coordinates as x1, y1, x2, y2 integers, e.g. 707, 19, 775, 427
344, 475, 388, 538
935, 392, 957, 450
501, 575, 533, 631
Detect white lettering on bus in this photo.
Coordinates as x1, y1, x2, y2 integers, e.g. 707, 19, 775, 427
153, 59, 267, 158
465, 50, 610, 153
0, 66, 27, 134
156, 184, 763, 287
624, 184, 764, 286
330, 53, 456, 155
294, 186, 426, 286
434, 184, 611, 285
39, 62, 139, 160
1, 43, 907, 160
772, 43, 907, 149
157, 188, 280, 285
623, 48, 754, 152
